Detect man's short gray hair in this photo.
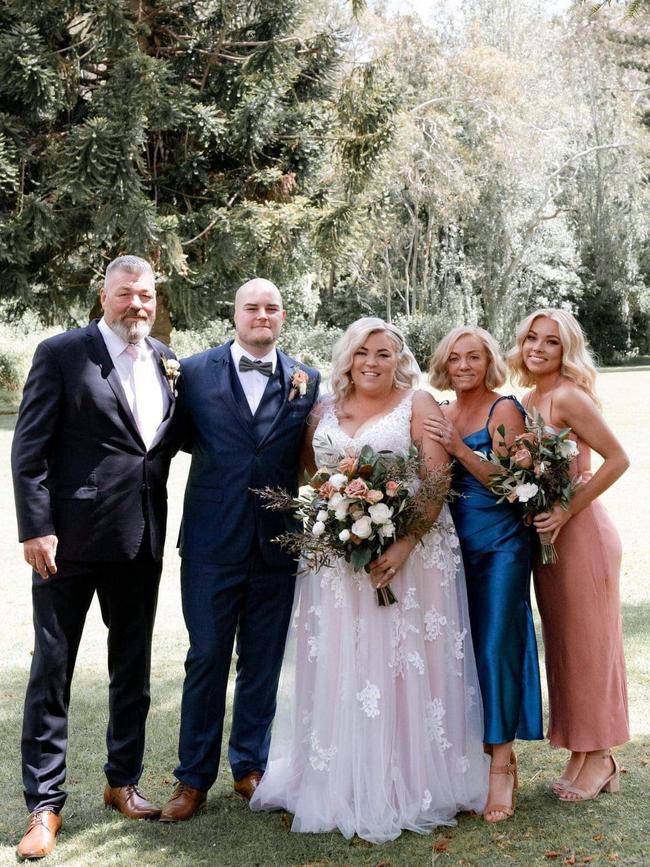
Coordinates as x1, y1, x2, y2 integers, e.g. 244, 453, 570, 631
104, 255, 154, 286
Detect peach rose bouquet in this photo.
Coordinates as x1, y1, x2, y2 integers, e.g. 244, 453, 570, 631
255, 441, 452, 606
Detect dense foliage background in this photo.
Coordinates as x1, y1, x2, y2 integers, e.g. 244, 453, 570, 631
1, 0, 650, 367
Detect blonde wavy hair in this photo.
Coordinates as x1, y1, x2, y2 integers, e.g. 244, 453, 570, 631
329, 317, 421, 404
429, 326, 506, 391
507, 308, 599, 403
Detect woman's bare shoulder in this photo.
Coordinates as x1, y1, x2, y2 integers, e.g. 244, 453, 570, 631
411, 388, 441, 416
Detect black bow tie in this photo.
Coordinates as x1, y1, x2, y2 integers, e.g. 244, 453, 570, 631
238, 356, 273, 377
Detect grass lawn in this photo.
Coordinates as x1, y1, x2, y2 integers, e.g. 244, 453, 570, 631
0, 369, 649, 866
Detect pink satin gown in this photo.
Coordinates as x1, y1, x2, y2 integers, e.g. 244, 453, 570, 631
533, 436, 630, 752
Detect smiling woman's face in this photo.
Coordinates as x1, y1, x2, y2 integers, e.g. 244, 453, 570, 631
350, 330, 399, 396
447, 334, 489, 394
522, 316, 563, 376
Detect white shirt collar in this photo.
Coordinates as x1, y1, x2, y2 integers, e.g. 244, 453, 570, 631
98, 317, 147, 362
230, 339, 277, 372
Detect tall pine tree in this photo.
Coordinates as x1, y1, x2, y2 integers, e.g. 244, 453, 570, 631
0, 0, 350, 327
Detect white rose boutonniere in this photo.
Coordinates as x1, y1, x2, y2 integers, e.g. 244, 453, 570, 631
161, 356, 181, 396
289, 366, 310, 401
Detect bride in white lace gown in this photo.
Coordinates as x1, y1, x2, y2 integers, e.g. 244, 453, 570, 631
250, 318, 488, 843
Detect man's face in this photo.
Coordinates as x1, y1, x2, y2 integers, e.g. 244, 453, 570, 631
234, 282, 285, 353
101, 268, 156, 343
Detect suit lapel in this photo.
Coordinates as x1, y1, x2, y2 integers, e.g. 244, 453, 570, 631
212, 344, 257, 445
85, 322, 144, 448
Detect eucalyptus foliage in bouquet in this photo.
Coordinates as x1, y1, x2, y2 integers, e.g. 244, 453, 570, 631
481, 413, 580, 564
255, 439, 452, 606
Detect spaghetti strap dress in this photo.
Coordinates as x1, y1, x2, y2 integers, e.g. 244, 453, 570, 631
450, 395, 543, 744
532, 427, 629, 751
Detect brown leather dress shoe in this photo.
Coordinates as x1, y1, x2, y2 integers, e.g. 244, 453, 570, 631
159, 782, 207, 822
16, 810, 62, 861
233, 770, 263, 801
103, 784, 161, 820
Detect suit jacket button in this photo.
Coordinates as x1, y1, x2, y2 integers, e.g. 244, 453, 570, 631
140, 483, 147, 492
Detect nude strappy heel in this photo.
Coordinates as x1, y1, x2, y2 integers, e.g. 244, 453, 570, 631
559, 754, 620, 802
484, 752, 518, 822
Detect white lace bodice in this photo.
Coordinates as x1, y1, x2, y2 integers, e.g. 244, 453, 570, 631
313, 390, 414, 466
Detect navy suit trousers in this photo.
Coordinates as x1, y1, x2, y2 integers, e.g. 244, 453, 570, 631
175, 545, 296, 789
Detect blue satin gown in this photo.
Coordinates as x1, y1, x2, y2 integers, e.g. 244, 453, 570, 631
450, 396, 543, 744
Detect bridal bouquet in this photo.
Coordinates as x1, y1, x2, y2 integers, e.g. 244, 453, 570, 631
256, 440, 452, 606
481, 413, 580, 564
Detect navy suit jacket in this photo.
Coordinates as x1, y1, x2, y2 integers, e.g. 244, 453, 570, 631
11, 320, 178, 564
178, 341, 320, 568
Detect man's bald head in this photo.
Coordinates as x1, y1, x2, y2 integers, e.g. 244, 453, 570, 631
233, 277, 286, 357
234, 278, 283, 313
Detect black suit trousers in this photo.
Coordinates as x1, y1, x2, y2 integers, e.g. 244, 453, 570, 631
21, 552, 161, 813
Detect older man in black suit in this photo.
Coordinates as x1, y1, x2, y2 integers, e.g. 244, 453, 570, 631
11, 255, 179, 861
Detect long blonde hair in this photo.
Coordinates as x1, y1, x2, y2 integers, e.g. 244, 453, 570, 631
329, 317, 421, 404
429, 325, 506, 391
507, 308, 599, 404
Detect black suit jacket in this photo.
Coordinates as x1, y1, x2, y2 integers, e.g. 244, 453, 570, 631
11, 320, 178, 564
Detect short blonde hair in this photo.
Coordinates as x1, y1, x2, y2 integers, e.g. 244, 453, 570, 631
429, 326, 506, 391
329, 317, 421, 404
507, 308, 599, 403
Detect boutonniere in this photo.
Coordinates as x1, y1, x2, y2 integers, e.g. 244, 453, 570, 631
288, 366, 310, 401
161, 355, 181, 396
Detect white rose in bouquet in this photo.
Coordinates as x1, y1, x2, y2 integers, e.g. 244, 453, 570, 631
312, 521, 326, 537
316, 509, 328, 522
558, 439, 579, 459
351, 516, 373, 539
328, 473, 348, 490
339, 529, 351, 542
378, 521, 395, 539
515, 482, 539, 503
327, 492, 344, 511
368, 503, 393, 525
334, 499, 351, 520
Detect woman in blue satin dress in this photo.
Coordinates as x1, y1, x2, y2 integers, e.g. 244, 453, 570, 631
425, 326, 542, 824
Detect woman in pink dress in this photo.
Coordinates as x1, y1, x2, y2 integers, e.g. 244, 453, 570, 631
507, 308, 630, 802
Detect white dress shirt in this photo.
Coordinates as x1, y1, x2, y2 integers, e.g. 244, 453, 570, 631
230, 340, 278, 416
98, 317, 169, 448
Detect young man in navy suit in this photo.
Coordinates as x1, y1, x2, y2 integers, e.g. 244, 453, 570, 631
160, 278, 320, 821
11, 256, 179, 860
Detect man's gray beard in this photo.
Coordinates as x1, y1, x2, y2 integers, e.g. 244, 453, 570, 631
108, 317, 152, 343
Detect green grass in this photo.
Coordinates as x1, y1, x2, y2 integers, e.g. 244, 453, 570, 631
1, 369, 649, 866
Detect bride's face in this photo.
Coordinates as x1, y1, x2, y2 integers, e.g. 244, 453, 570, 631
350, 330, 398, 396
